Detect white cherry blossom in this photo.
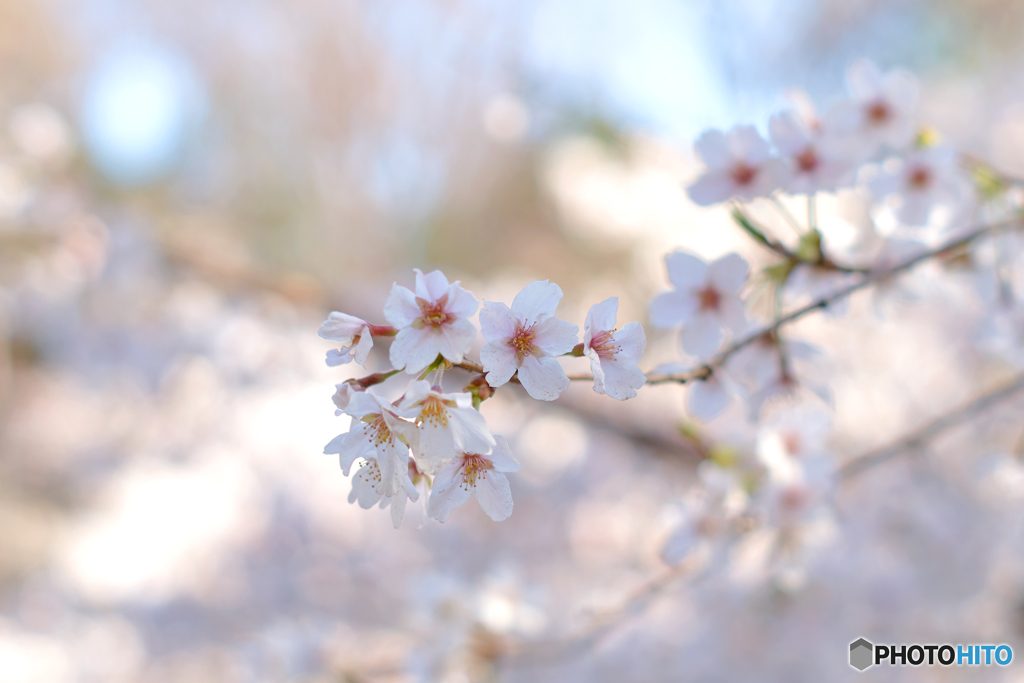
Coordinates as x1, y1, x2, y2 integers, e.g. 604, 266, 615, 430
384, 268, 479, 375
427, 436, 521, 523
479, 280, 579, 401
319, 312, 373, 367
331, 382, 358, 415
687, 125, 786, 206
349, 455, 421, 528
827, 58, 918, 153
398, 380, 496, 476
649, 251, 749, 359
769, 110, 856, 194
866, 145, 973, 227
323, 389, 418, 497
583, 297, 646, 400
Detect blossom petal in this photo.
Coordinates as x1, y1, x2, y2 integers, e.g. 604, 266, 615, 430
446, 283, 479, 318
664, 251, 709, 291
596, 357, 646, 400
693, 129, 731, 170
319, 311, 367, 343
707, 253, 749, 293
414, 268, 451, 302
479, 301, 518, 341
326, 349, 353, 366
449, 405, 495, 455
768, 110, 808, 156
389, 488, 408, 529
438, 317, 476, 363
688, 376, 731, 421
532, 316, 579, 356
480, 342, 518, 387
585, 298, 618, 340
324, 429, 373, 475
517, 355, 570, 401
728, 125, 771, 164
398, 380, 433, 411
473, 471, 514, 521
681, 316, 724, 359
613, 322, 646, 362
383, 284, 421, 328
649, 291, 697, 329
390, 326, 439, 375
687, 171, 736, 206
511, 280, 563, 326
486, 435, 521, 472
847, 59, 882, 100
349, 462, 384, 508
416, 418, 457, 476
351, 327, 373, 365
427, 463, 472, 523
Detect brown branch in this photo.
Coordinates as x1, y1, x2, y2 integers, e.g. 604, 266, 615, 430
838, 371, 1024, 480
440, 218, 1019, 392
645, 216, 1022, 385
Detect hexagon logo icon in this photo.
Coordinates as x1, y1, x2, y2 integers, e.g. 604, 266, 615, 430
850, 638, 874, 671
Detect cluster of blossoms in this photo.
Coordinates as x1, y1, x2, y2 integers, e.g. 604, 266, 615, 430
320, 270, 646, 527
318, 57, 1022, 565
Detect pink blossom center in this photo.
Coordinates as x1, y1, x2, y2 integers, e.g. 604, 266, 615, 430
509, 324, 537, 361
460, 454, 494, 488
781, 431, 802, 456
697, 285, 722, 311
730, 163, 757, 186
779, 486, 808, 512
589, 329, 618, 360
362, 414, 394, 447
907, 166, 932, 190
796, 147, 819, 173
416, 293, 450, 328
866, 99, 891, 125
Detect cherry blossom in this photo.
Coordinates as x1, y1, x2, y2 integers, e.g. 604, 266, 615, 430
331, 382, 358, 415
649, 251, 749, 359
769, 110, 856, 194
349, 455, 421, 528
323, 389, 418, 497
827, 58, 918, 153
384, 268, 479, 375
866, 145, 973, 227
319, 312, 373, 367
687, 125, 786, 206
398, 380, 496, 475
583, 297, 646, 400
427, 436, 521, 522
479, 280, 579, 401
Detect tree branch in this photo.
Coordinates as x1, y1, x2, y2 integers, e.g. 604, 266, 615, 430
837, 370, 1024, 480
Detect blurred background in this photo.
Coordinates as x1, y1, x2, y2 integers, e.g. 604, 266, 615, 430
5, 0, 1024, 681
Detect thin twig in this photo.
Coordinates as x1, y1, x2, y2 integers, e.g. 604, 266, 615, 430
838, 371, 1024, 480
446, 218, 1019, 390
769, 194, 805, 236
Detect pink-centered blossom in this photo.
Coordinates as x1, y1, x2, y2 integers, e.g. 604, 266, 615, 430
384, 268, 479, 375
349, 455, 421, 529
583, 297, 646, 400
427, 436, 521, 523
398, 380, 496, 476
323, 389, 418, 498
769, 110, 857, 195
826, 59, 918, 153
866, 145, 973, 227
319, 312, 373, 367
479, 280, 579, 401
687, 125, 786, 206
649, 251, 749, 359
